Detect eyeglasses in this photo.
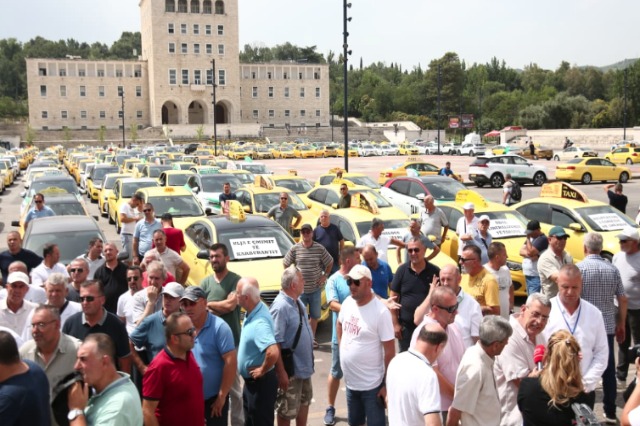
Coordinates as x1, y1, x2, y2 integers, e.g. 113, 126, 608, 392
69, 268, 84, 273
127, 276, 140, 281
143, 209, 152, 212
340, 187, 348, 191
407, 248, 421, 254
346, 278, 361, 287
620, 239, 630, 244
174, 327, 196, 337
301, 229, 312, 234
280, 197, 288, 200
435, 302, 459, 314
530, 311, 550, 321
79, 296, 97, 303
35, 200, 43, 204
31, 320, 56, 330
459, 257, 478, 263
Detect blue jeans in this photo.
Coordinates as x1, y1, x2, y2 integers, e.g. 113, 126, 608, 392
120, 233, 134, 262
330, 342, 343, 379
525, 275, 541, 295
346, 384, 385, 426
602, 334, 616, 418
300, 288, 322, 320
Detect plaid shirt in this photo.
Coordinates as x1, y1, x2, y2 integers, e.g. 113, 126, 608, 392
577, 254, 625, 334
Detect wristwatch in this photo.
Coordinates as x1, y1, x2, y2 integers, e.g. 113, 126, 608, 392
68, 409, 84, 421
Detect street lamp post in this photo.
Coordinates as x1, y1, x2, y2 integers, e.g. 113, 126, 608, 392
120, 89, 125, 148
624, 67, 628, 141
437, 63, 441, 154
211, 59, 218, 155
343, 0, 352, 172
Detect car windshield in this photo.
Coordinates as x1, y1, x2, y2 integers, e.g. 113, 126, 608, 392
167, 174, 191, 186
422, 180, 467, 201
114, 155, 131, 166
217, 225, 294, 261
483, 210, 529, 238
25, 229, 104, 265
148, 194, 204, 218
46, 200, 86, 216
229, 172, 255, 184
103, 175, 124, 190
121, 181, 158, 198
273, 178, 312, 194
253, 192, 308, 213
241, 164, 268, 174
31, 179, 79, 196
92, 167, 119, 182
355, 219, 410, 244
567, 158, 583, 164
200, 175, 242, 192
345, 176, 380, 189
148, 166, 171, 177
348, 189, 392, 207
575, 205, 637, 232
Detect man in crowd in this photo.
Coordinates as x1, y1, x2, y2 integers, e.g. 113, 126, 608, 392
117, 266, 143, 334
74, 238, 105, 280
119, 192, 143, 262
200, 242, 243, 426
455, 202, 478, 259
67, 258, 90, 303
337, 183, 351, 208
43, 272, 82, 328
283, 223, 333, 345
323, 247, 361, 425
24, 192, 55, 230
0, 231, 42, 283
420, 195, 448, 247
0, 331, 50, 425
544, 264, 608, 407
337, 265, 395, 426
361, 244, 393, 298
390, 237, 441, 351
356, 217, 405, 264
0, 260, 46, 304
447, 315, 513, 426
68, 333, 142, 425
388, 323, 447, 426
142, 312, 204, 426
494, 293, 551, 426
614, 226, 640, 384
133, 202, 162, 264
605, 182, 628, 214
93, 243, 128, 314
519, 220, 548, 295
144, 229, 190, 284
267, 192, 302, 236
538, 226, 573, 298
219, 182, 237, 205
313, 209, 344, 274
502, 173, 516, 206
159, 212, 185, 253
464, 215, 492, 264
579, 232, 627, 423
181, 286, 237, 426
271, 266, 315, 426
63, 281, 132, 375
398, 218, 439, 264
20, 305, 82, 412
134, 261, 171, 325
31, 243, 69, 287
0, 271, 37, 340
236, 277, 279, 426
460, 244, 500, 316
484, 242, 514, 318
411, 286, 465, 422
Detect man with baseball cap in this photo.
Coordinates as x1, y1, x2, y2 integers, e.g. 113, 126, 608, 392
456, 202, 479, 259
538, 226, 573, 298
465, 214, 492, 264
337, 264, 395, 426
0, 271, 37, 339
519, 220, 548, 295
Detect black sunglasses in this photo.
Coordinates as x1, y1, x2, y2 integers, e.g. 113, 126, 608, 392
79, 296, 96, 303
347, 278, 361, 287
35, 200, 43, 204
143, 209, 152, 212
174, 327, 196, 337
407, 248, 421, 253
69, 268, 84, 273
459, 257, 478, 263
435, 302, 459, 314
127, 276, 140, 281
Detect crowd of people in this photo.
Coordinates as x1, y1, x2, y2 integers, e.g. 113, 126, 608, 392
4, 190, 640, 426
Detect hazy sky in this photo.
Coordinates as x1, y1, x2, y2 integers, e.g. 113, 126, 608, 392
2, 0, 638, 71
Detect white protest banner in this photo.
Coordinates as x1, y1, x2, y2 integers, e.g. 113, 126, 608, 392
229, 237, 281, 259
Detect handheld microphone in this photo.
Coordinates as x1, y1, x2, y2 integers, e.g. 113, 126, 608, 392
533, 345, 546, 371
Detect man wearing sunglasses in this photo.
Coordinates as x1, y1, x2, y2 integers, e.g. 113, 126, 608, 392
267, 192, 302, 237
116, 266, 143, 334
337, 184, 351, 209
23, 192, 55, 231
133, 202, 162, 265
537, 226, 573, 298
460, 245, 500, 316
411, 286, 465, 423
67, 258, 90, 303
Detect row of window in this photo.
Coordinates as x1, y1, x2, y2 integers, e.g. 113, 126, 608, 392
168, 69, 226, 85
168, 43, 224, 55
250, 109, 322, 119
41, 68, 143, 78
40, 85, 142, 98
41, 110, 145, 119
165, 0, 225, 14
168, 23, 224, 36
250, 86, 321, 99
245, 71, 321, 80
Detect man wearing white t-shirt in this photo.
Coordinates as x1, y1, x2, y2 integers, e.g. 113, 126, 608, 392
455, 202, 479, 259
143, 229, 190, 285
356, 218, 405, 263
388, 322, 446, 426
119, 192, 143, 262
337, 265, 395, 426
117, 266, 143, 334
30, 243, 69, 287
484, 242, 514, 319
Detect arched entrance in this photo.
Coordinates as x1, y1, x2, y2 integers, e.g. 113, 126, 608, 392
188, 101, 206, 124
161, 101, 179, 124
214, 103, 227, 124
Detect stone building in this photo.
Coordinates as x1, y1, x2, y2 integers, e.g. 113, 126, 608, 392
25, 0, 330, 132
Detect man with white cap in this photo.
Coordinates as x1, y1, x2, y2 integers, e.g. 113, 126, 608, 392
337, 264, 395, 426
0, 271, 37, 339
463, 214, 492, 264
455, 202, 479, 259
614, 226, 640, 384
538, 226, 573, 298
0, 261, 46, 305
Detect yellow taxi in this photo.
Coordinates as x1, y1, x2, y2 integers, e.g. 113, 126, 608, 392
180, 202, 332, 320
336, 145, 358, 157
138, 164, 172, 182
319, 144, 340, 158
98, 173, 131, 217
121, 158, 141, 174
16, 152, 29, 170
605, 145, 640, 165
188, 165, 220, 175
398, 143, 420, 156
170, 161, 195, 171
293, 145, 317, 159
316, 168, 380, 190
273, 145, 296, 159
219, 169, 255, 187
73, 159, 94, 185
158, 170, 196, 188
107, 177, 159, 232
13, 191, 92, 238
228, 146, 252, 160
378, 158, 440, 184
252, 146, 273, 160
86, 164, 119, 203
555, 158, 631, 184
0, 159, 14, 187
438, 190, 530, 296
135, 186, 206, 230
263, 171, 314, 194
515, 182, 637, 262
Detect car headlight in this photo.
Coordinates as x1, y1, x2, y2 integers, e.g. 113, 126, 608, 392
506, 260, 522, 271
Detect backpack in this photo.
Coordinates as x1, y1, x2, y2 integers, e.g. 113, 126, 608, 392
510, 181, 522, 202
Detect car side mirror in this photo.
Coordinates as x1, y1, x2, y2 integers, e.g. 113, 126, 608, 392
193, 186, 200, 193
19, 191, 26, 198
415, 193, 426, 200
568, 223, 585, 232
196, 249, 209, 260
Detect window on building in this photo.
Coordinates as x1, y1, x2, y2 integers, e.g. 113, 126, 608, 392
136, 86, 142, 97
218, 69, 226, 85
80, 110, 87, 119
190, 0, 199, 13
194, 70, 202, 84
166, 0, 175, 12
252, 110, 258, 119
182, 69, 189, 85
218, 44, 224, 55
117, 86, 124, 96
168, 23, 175, 33
284, 110, 290, 117
60, 85, 66, 97
252, 87, 258, 98
194, 44, 200, 54
300, 88, 305, 98
169, 69, 177, 85
205, 24, 211, 35
268, 87, 273, 98
181, 43, 188, 54
267, 72, 272, 79
215, 0, 224, 14
169, 43, 175, 53
99, 86, 105, 97
178, 0, 187, 12
203, 0, 212, 13
97, 69, 105, 77
134, 67, 142, 77
116, 69, 123, 77
193, 24, 199, 34
316, 87, 321, 98
80, 86, 86, 97
40, 85, 47, 97
79, 69, 86, 77
217, 25, 223, 35
299, 72, 303, 79
118, 111, 123, 119
316, 109, 321, 117
284, 87, 289, 98
100, 111, 106, 119
41, 111, 48, 119
284, 72, 288, 79
59, 69, 66, 77
206, 69, 213, 85
137, 111, 143, 118
251, 72, 256, 79
300, 110, 306, 117
315, 72, 320, 79
206, 44, 212, 54
39, 67, 47, 76
269, 110, 275, 118
181, 23, 187, 34
61, 111, 68, 119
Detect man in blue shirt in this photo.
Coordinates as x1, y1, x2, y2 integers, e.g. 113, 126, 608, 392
313, 210, 344, 274
24, 193, 55, 230
133, 202, 162, 264
361, 244, 394, 298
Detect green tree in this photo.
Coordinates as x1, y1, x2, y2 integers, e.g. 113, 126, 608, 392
63, 126, 72, 143
98, 125, 106, 144
25, 123, 35, 145
195, 124, 205, 142
129, 123, 138, 143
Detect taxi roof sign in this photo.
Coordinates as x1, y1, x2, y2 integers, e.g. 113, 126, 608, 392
350, 192, 379, 214
540, 182, 588, 203
454, 190, 488, 208
225, 200, 246, 222
288, 170, 298, 176
255, 175, 274, 190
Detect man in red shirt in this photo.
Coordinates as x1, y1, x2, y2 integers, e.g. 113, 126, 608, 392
160, 213, 185, 253
142, 311, 204, 425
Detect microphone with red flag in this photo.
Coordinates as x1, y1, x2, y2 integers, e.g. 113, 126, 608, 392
533, 345, 545, 371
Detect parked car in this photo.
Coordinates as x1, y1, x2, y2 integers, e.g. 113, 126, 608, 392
468, 154, 548, 188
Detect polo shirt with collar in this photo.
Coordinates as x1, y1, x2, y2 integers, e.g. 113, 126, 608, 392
362, 259, 393, 298
356, 232, 392, 263
85, 373, 142, 426
237, 302, 276, 379
192, 312, 235, 399
0, 299, 37, 340
537, 249, 573, 298
62, 308, 131, 360
129, 311, 169, 360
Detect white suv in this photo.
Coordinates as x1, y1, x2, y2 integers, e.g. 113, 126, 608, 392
457, 142, 486, 156
468, 154, 548, 188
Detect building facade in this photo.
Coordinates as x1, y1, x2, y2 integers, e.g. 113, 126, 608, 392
26, 0, 329, 131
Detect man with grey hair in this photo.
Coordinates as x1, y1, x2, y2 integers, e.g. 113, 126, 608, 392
578, 231, 626, 423
398, 218, 439, 264
494, 293, 551, 426
420, 194, 448, 247
132, 260, 169, 323
356, 217, 405, 263
270, 266, 314, 426
447, 315, 512, 426
44, 272, 81, 328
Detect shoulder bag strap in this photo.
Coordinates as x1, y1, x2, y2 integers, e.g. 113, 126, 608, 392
291, 300, 304, 351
